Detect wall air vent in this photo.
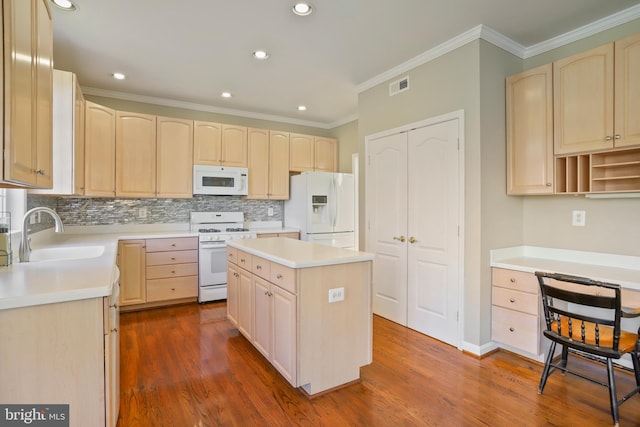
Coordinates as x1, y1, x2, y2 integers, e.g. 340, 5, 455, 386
389, 76, 409, 96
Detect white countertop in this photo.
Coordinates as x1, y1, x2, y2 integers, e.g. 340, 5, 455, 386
228, 237, 374, 268
0, 226, 198, 311
491, 246, 640, 290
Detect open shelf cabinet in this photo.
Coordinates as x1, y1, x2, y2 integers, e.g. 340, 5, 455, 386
555, 147, 640, 194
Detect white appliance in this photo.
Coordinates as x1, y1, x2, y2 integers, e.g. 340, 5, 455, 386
190, 212, 256, 302
193, 165, 248, 196
284, 172, 356, 249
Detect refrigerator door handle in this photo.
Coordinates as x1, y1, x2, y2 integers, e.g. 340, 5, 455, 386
331, 177, 338, 228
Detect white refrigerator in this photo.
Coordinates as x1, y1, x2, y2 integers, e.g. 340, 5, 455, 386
284, 172, 356, 249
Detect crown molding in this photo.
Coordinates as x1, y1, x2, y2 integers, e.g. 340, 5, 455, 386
81, 86, 333, 129
524, 4, 640, 58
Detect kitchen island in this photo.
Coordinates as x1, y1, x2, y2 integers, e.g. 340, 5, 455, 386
226, 237, 374, 396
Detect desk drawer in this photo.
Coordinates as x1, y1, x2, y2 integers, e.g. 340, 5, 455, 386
492, 268, 538, 294
492, 287, 539, 316
492, 306, 539, 355
146, 250, 197, 266
147, 276, 198, 301
147, 263, 198, 280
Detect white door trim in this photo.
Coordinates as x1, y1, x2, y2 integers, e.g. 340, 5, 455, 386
365, 109, 465, 350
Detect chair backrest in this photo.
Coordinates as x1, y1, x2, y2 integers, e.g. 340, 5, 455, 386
535, 271, 623, 358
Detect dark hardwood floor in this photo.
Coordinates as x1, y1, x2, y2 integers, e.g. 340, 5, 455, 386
117, 302, 640, 426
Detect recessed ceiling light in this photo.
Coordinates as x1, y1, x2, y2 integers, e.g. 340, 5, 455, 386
50, 0, 77, 11
221, 92, 232, 98
292, 2, 313, 16
253, 50, 269, 60
111, 72, 126, 80
298, 105, 307, 111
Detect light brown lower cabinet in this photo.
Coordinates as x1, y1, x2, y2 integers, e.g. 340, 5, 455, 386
226, 246, 371, 395
491, 267, 543, 357
256, 232, 300, 239
0, 293, 119, 426
118, 237, 198, 311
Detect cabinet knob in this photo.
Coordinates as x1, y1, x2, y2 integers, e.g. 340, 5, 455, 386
256, 265, 262, 270
605, 136, 612, 141
409, 236, 417, 244
509, 327, 515, 332
276, 274, 283, 279
509, 298, 515, 303
615, 134, 621, 140
546, 183, 552, 187
171, 288, 176, 291
111, 328, 118, 333
171, 243, 176, 247
393, 235, 406, 243
510, 278, 516, 283
171, 270, 175, 274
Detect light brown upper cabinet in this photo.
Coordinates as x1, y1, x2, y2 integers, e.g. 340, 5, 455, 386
506, 64, 554, 195
554, 33, 640, 154
115, 112, 157, 198
85, 102, 116, 197
30, 70, 85, 196
156, 117, 193, 198
247, 129, 290, 200
2, 0, 53, 187
290, 133, 337, 172
193, 121, 247, 167
614, 33, 640, 149
313, 137, 338, 172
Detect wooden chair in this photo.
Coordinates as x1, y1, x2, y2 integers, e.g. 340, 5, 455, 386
535, 271, 640, 426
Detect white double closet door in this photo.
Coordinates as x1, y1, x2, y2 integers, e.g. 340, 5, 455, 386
366, 116, 461, 347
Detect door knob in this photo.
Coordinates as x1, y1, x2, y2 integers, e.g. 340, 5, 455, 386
393, 235, 406, 242
409, 236, 417, 244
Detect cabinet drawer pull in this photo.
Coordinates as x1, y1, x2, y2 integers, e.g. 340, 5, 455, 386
171, 270, 175, 274
111, 328, 118, 333
509, 298, 515, 303
509, 327, 515, 332
256, 265, 262, 270
171, 243, 176, 247
171, 257, 176, 261
276, 274, 283, 279
171, 288, 176, 291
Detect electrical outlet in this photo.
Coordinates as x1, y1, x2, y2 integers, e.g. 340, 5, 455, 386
267, 207, 274, 217
138, 208, 148, 219
328, 287, 345, 303
572, 210, 586, 227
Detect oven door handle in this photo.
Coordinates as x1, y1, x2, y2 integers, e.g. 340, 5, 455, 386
199, 242, 227, 249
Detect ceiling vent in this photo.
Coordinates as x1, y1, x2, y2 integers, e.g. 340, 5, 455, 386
389, 76, 409, 96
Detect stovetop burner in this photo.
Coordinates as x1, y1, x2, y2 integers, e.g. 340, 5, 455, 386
199, 228, 221, 233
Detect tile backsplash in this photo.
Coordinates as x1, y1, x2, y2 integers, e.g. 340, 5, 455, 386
27, 195, 283, 230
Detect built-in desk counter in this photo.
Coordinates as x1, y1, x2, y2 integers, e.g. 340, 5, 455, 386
226, 237, 374, 396
490, 246, 640, 363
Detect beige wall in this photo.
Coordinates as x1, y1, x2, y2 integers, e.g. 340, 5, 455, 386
330, 120, 358, 173
357, 40, 523, 348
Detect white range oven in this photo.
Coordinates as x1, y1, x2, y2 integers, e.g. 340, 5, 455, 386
190, 212, 256, 303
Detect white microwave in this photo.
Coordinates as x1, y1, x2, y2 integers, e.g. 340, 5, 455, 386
193, 165, 248, 195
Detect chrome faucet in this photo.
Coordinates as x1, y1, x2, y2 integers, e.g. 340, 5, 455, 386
19, 207, 65, 262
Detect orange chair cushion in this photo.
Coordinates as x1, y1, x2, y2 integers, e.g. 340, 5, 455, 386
550, 317, 638, 353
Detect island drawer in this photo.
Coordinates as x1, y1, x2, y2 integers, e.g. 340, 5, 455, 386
252, 256, 271, 280
146, 263, 198, 280
492, 268, 538, 294
270, 263, 296, 294
237, 250, 252, 270
146, 237, 198, 253
491, 306, 539, 354
492, 287, 538, 316
227, 247, 238, 264
146, 276, 198, 301
146, 250, 197, 266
